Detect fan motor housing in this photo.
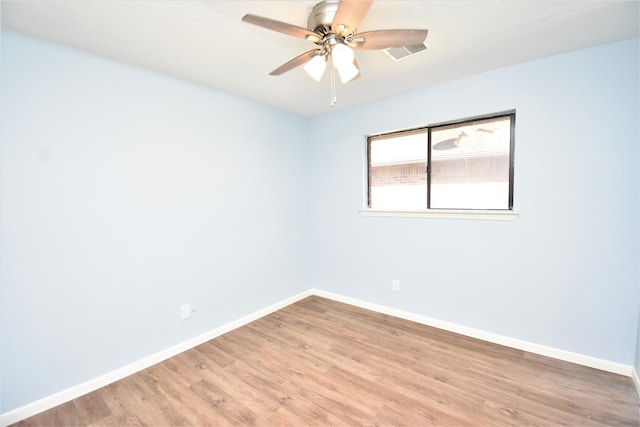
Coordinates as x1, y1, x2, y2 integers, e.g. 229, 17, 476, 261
307, 0, 340, 33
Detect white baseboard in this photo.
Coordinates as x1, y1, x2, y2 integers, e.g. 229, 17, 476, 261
0, 289, 314, 427
311, 289, 634, 377
2, 287, 635, 426
633, 368, 640, 400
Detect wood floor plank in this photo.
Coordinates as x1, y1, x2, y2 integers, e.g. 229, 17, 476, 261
13, 296, 640, 426
146, 362, 230, 426
98, 380, 148, 426
72, 389, 111, 424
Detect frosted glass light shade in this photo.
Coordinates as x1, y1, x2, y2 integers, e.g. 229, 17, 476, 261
331, 43, 354, 69
304, 55, 327, 81
338, 61, 359, 83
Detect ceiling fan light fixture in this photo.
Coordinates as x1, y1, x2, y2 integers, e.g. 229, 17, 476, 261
241, 0, 429, 104
331, 42, 354, 69
337, 61, 359, 83
304, 54, 327, 81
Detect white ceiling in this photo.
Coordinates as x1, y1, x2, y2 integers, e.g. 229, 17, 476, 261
2, 0, 638, 116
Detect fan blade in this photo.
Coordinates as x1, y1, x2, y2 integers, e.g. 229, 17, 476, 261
270, 49, 322, 76
351, 29, 428, 50
331, 0, 373, 36
242, 14, 321, 43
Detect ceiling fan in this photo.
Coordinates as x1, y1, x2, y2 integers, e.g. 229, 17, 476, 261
241, 0, 428, 90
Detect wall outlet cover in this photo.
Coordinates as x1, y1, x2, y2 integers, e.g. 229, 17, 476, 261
181, 304, 191, 319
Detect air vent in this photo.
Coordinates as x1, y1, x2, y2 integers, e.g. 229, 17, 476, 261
383, 43, 429, 62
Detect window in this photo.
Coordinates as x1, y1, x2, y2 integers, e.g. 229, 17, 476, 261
367, 112, 515, 211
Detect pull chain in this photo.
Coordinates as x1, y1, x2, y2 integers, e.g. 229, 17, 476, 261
330, 59, 336, 107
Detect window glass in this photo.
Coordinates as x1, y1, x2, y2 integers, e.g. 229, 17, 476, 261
367, 112, 514, 210
429, 116, 513, 209
369, 130, 428, 209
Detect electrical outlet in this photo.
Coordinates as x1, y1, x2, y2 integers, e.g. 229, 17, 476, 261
392, 279, 400, 292
181, 304, 191, 319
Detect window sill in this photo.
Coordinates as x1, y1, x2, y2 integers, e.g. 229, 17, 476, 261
359, 209, 518, 221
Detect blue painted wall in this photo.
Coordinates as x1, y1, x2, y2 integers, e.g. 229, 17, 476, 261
636, 306, 640, 376
308, 38, 640, 367
1, 29, 639, 414
0, 30, 310, 412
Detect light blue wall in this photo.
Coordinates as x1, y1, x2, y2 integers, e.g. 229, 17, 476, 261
637, 200, 640, 375
637, 106, 640, 378
0, 30, 310, 412
636, 306, 640, 375
308, 38, 640, 366
2, 28, 639, 415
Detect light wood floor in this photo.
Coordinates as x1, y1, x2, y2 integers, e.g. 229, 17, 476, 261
15, 296, 640, 426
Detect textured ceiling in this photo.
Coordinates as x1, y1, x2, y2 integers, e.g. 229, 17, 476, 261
2, 0, 638, 116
